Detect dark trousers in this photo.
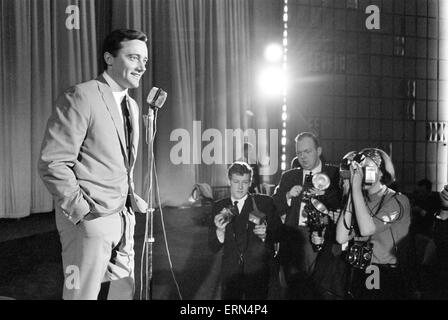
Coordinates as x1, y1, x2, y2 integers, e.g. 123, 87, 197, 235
221, 272, 269, 300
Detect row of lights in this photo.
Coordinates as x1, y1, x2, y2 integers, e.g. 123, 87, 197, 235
281, 0, 288, 171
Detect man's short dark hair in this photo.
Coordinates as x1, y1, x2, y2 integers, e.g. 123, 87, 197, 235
102, 29, 148, 71
294, 132, 320, 148
417, 178, 432, 191
228, 161, 253, 180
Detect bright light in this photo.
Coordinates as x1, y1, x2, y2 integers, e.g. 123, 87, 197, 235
281, 137, 287, 146
264, 43, 283, 62
258, 67, 285, 97
281, 0, 289, 172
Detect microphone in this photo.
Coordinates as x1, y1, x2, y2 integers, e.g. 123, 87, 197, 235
146, 87, 167, 110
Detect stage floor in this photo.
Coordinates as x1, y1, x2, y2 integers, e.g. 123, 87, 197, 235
0, 206, 282, 300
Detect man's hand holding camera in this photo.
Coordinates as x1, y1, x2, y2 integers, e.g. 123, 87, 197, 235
253, 222, 267, 242
350, 161, 364, 190
311, 229, 326, 246
214, 208, 232, 243
286, 185, 303, 201
214, 208, 231, 230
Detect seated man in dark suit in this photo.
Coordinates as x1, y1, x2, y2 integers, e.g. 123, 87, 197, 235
208, 161, 282, 300
273, 132, 342, 299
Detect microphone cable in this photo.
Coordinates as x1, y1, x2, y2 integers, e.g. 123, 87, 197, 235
139, 108, 183, 300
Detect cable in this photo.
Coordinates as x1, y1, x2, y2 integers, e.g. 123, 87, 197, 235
154, 158, 183, 300
139, 108, 182, 300
152, 108, 183, 299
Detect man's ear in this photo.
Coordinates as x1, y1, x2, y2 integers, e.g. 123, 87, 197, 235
104, 52, 113, 68
317, 146, 322, 158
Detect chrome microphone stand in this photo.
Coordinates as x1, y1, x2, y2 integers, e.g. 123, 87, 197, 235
142, 107, 157, 300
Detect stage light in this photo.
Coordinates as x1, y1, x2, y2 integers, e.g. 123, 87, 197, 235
257, 67, 285, 97
264, 43, 283, 63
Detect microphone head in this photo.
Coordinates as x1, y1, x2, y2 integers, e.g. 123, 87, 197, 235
147, 87, 167, 109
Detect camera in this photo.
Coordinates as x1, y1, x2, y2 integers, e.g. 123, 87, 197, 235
340, 151, 378, 185
222, 206, 238, 223
248, 211, 266, 225
346, 241, 373, 269
302, 172, 331, 201
340, 151, 357, 180
304, 198, 330, 252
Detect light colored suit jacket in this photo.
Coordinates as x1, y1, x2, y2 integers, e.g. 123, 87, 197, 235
39, 74, 147, 224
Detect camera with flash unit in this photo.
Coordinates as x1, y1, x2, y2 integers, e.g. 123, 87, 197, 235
302, 172, 331, 201
339, 151, 377, 185
301, 172, 331, 251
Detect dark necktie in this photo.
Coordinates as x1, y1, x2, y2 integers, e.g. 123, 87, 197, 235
232, 201, 239, 216
121, 97, 132, 163
304, 172, 313, 189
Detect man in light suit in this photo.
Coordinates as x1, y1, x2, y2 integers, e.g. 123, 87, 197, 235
38, 29, 149, 300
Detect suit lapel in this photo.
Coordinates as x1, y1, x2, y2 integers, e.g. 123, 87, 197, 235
95, 75, 129, 166
240, 195, 252, 217
127, 97, 139, 167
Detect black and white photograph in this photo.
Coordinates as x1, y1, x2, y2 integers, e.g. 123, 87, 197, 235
0, 0, 447, 307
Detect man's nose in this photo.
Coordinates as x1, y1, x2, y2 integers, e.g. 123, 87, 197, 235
137, 60, 146, 72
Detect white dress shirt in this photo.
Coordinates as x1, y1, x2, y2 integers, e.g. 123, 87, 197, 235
231, 194, 248, 214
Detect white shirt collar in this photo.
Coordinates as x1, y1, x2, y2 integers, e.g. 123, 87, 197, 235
303, 160, 322, 179
103, 72, 129, 116
103, 71, 128, 94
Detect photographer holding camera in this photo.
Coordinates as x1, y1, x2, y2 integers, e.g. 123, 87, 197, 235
208, 162, 282, 299
273, 132, 343, 299
336, 148, 411, 299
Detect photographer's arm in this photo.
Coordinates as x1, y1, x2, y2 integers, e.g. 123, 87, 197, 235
208, 205, 229, 252
351, 164, 376, 236
336, 195, 353, 244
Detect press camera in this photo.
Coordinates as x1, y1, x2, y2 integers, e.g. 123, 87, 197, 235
346, 241, 374, 269
339, 152, 377, 185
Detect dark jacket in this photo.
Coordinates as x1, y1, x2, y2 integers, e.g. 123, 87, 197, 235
208, 194, 282, 284
272, 164, 342, 274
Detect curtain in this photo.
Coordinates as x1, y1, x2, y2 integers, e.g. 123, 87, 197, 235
153, 0, 252, 206
0, 0, 98, 218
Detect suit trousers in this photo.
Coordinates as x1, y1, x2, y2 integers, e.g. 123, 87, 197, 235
55, 207, 136, 300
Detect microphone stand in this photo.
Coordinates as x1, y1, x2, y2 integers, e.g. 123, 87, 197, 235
142, 106, 158, 300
